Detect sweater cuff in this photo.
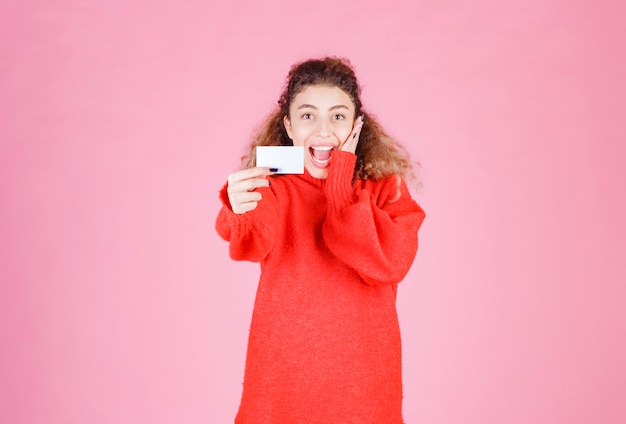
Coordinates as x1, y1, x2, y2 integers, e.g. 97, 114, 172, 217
219, 182, 232, 209
326, 150, 357, 212
217, 182, 253, 239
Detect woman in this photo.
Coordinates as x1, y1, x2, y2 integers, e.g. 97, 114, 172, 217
216, 57, 425, 423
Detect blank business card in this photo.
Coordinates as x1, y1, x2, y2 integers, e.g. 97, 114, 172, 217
256, 146, 304, 174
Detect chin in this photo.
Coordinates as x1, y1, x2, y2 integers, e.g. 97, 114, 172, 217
306, 166, 329, 179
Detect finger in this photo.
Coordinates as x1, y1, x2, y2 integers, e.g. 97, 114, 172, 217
228, 166, 275, 185
340, 114, 365, 153
230, 189, 262, 203
233, 201, 259, 214
232, 190, 262, 213
227, 176, 271, 195
230, 191, 263, 214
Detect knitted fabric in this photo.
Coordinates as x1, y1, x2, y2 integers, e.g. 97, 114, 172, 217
216, 151, 425, 423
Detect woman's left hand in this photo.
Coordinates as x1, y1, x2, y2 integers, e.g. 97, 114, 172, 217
340, 114, 365, 153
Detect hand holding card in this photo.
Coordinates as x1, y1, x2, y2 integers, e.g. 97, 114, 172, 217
256, 146, 304, 174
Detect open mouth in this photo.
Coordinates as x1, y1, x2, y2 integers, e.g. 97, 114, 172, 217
309, 145, 335, 167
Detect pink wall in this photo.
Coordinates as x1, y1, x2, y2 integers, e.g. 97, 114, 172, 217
1, 1, 625, 423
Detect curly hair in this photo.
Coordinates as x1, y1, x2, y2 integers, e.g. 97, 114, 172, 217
241, 57, 416, 181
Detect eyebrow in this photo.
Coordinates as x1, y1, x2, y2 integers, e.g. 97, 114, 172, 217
296, 104, 350, 111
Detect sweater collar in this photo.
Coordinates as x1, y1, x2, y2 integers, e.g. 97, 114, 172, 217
295, 167, 326, 188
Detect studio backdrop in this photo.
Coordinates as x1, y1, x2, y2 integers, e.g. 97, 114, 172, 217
1, 1, 625, 423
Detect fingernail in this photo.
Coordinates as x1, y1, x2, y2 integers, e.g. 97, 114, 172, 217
352, 132, 357, 139
360, 114, 365, 122
269, 168, 278, 172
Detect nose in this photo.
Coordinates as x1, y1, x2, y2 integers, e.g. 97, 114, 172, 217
317, 119, 331, 137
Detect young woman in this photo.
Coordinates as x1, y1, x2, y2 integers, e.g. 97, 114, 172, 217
216, 57, 425, 423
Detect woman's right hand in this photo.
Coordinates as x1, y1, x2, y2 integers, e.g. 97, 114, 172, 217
226, 167, 274, 214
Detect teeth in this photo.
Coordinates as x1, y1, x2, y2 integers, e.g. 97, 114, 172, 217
310, 145, 333, 166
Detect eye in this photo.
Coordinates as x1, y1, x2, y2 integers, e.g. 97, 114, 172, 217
333, 114, 345, 121
301, 113, 313, 120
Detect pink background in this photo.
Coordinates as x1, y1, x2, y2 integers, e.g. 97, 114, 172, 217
1, 1, 625, 423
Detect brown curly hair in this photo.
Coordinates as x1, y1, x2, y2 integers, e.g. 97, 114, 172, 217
241, 57, 416, 181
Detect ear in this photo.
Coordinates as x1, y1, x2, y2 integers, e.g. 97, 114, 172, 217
283, 115, 293, 140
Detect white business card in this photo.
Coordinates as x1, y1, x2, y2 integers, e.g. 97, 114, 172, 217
256, 146, 304, 174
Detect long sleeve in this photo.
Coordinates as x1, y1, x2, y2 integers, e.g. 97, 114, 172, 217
322, 151, 425, 286
215, 183, 279, 262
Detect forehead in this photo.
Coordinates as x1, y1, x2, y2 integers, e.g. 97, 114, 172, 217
291, 85, 354, 109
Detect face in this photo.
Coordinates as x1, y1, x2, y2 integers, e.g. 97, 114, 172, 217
283, 85, 357, 179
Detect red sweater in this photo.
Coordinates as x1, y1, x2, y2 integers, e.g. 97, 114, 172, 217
216, 151, 425, 423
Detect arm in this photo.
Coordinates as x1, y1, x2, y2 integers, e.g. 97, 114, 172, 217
322, 151, 425, 285
215, 167, 278, 262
